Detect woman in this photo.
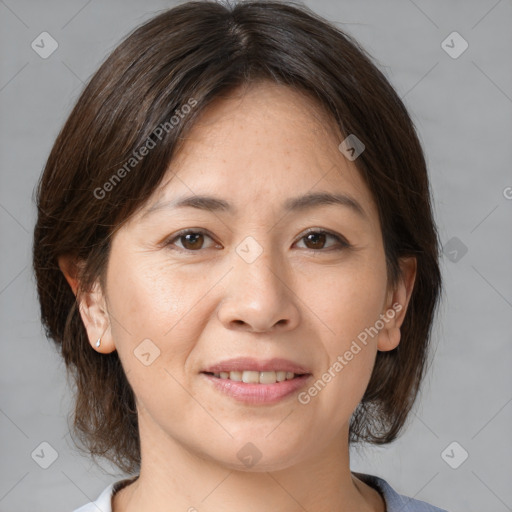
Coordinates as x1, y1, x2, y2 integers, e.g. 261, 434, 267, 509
33, 1, 447, 511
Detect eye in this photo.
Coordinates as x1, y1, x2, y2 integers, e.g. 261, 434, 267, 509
165, 229, 219, 252
295, 229, 351, 251
164, 228, 350, 253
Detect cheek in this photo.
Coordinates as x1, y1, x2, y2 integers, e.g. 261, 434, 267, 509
291, 250, 387, 409
105, 257, 207, 414
107, 260, 178, 337
311, 254, 388, 350
105, 254, 215, 367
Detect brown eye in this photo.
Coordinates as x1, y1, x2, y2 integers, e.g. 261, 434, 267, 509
180, 232, 205, 250
303, 232, 327, 250
165, 228, 349, 253
297, 229, 350, 251
166, 229, 217, 251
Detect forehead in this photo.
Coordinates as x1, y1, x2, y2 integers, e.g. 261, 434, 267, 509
137, 82, 379, 226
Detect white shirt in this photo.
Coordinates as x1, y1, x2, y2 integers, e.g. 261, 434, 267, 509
72, 472, 449, 511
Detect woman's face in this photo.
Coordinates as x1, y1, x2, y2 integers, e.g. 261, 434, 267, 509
81, 82, 415, 471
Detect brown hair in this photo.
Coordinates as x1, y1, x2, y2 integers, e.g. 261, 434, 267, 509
33, 0, 442, 474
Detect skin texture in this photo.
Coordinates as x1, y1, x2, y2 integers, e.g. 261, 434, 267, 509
60, 82, 416, 512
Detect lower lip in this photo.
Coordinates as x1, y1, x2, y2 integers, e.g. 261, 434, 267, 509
201, 373, 312, 404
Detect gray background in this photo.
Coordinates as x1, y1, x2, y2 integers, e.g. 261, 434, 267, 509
1, 0, 511, 511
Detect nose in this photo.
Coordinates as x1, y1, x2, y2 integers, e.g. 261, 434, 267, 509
217, 248, 301, 333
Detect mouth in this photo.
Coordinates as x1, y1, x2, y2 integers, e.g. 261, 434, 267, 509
200, 357, 312, 404
201, 357, 311, 376
201, 370, 309, 384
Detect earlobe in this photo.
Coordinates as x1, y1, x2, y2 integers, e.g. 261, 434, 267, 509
78, 280, 116, 354
377, 325, 401, 351
58, 254, 116, 354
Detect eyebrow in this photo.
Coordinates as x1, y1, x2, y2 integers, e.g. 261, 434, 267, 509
142, 191, 368, 220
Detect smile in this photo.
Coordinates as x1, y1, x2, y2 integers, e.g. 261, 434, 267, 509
201, 372, 312, 404
204, 370, 303, 384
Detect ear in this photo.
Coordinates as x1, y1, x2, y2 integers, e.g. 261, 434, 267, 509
58, 254, 115, 354
377, 256, 417, 352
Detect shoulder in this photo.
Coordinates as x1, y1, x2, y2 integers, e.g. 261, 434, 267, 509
72, 476, 138, 512
353, 472, 450, 512
74, 473, 449, 512
72, 483, 114, 512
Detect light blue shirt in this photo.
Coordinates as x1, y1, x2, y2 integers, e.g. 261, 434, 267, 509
73, 472, 449, 511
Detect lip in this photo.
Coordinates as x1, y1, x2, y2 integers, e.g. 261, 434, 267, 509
201, 372, 312, 404
201, 357, 311, 374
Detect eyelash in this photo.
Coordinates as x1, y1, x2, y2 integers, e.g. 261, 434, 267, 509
164, 228, 351, 253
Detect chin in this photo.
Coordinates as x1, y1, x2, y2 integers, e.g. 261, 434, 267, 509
208, 437, 308, 473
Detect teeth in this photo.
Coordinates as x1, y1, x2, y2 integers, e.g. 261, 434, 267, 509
276, 371, 287, 382
211, 370, 300, 384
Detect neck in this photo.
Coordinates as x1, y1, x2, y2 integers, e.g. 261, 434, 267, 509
113, 410, 385, 512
